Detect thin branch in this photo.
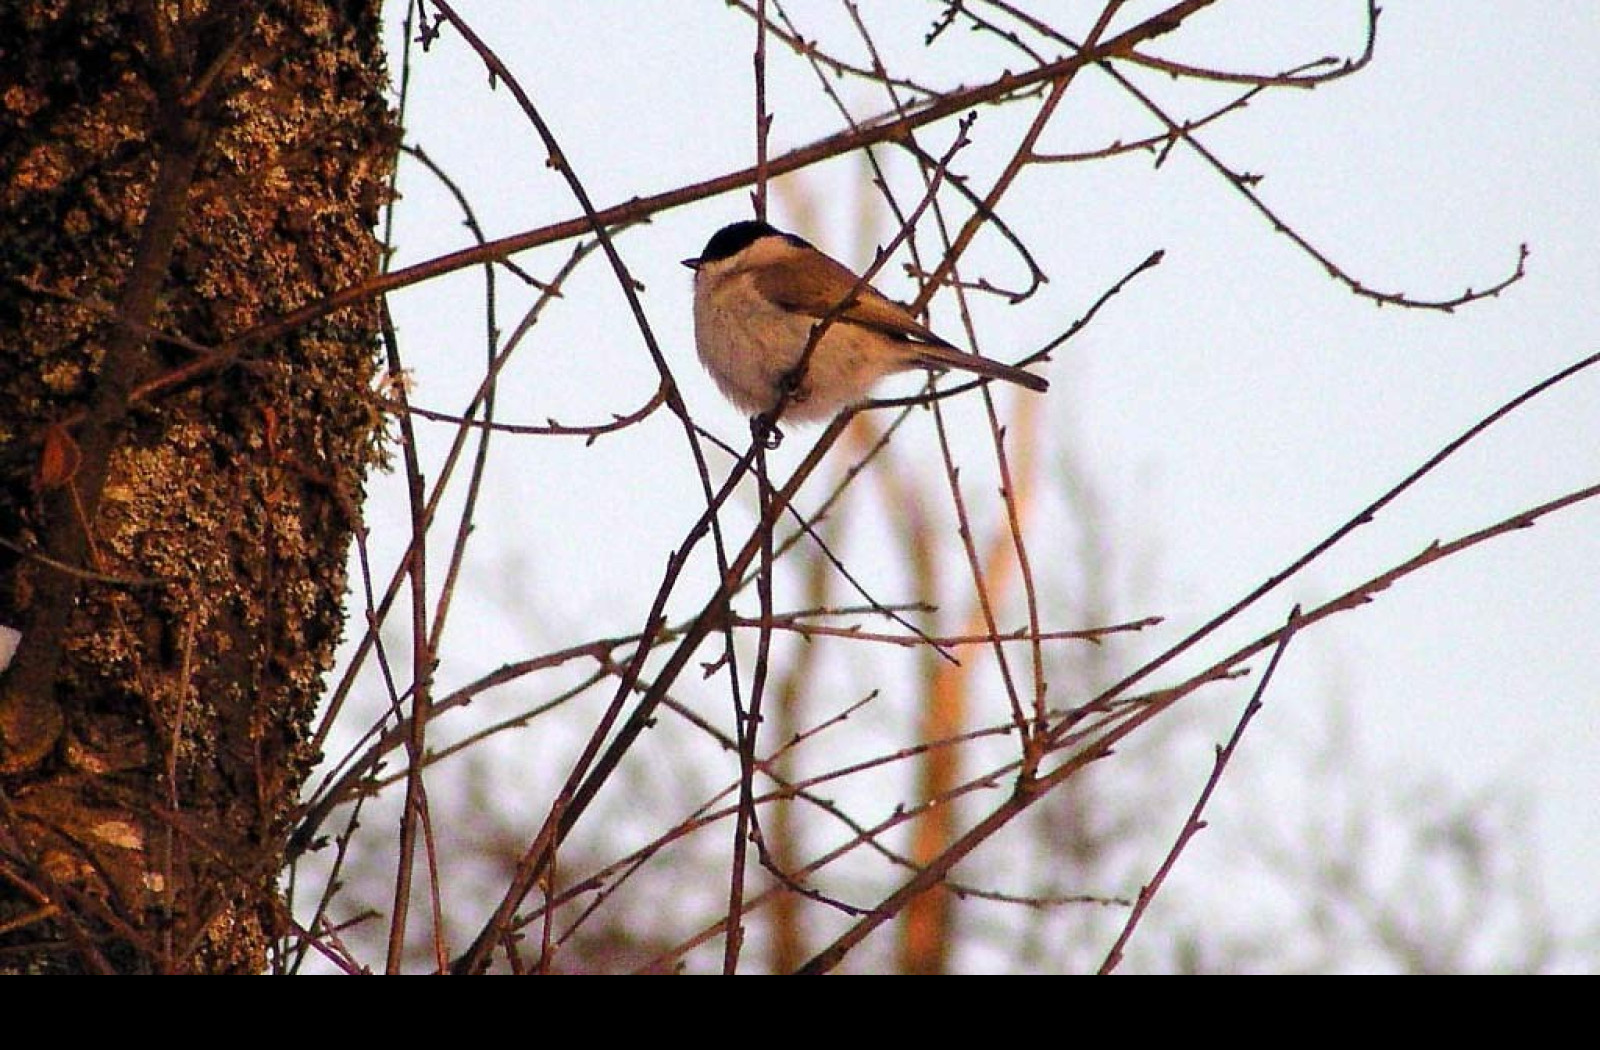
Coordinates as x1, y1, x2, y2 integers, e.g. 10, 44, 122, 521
1097, 606, 1302, 973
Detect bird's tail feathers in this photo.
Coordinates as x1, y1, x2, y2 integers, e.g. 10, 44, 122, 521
913, 345, 1049, 393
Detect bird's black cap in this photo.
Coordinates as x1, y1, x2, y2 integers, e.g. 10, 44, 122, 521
683, 220, 811, 269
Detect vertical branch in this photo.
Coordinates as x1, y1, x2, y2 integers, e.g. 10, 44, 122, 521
752, 0, 772, 220
382, 301, 438, 973
724, 445, 777, 974
988, 393, 1049, 747
721, 0, 776, 972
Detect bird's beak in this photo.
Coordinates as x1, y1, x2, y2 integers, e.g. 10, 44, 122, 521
681, 257, 700, 270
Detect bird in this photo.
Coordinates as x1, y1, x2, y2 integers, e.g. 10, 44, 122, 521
682, 220, 1049, 428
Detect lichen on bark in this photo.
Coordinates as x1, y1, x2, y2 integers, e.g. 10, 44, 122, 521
0, 1, 397, 972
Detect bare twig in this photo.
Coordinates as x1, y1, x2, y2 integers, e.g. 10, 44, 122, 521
1097, 606, 1302, 973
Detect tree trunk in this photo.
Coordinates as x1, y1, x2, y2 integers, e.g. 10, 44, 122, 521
0, 1, 394, 972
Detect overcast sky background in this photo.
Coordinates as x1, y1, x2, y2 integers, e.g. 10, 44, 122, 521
357, 2, 1599, 968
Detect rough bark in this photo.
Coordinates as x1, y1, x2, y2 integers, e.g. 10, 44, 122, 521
0, 1, 394, 972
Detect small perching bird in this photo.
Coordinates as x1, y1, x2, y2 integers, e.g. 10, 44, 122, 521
683, 221, 1049, 430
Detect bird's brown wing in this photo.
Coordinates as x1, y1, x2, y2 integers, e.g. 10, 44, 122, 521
751, 249, 953, 347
